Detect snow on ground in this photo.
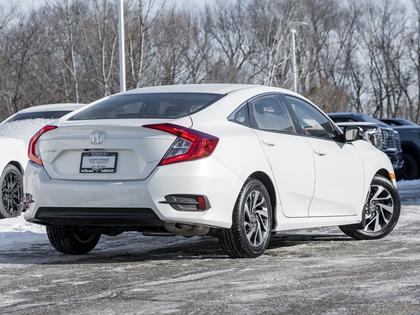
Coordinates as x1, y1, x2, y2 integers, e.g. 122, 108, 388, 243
1, 179, 419, 252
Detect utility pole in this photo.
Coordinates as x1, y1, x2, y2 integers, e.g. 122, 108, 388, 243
118, 0, 126, 92
291, 22, 308, 93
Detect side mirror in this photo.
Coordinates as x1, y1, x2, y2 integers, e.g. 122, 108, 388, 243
343, 126, 362, 142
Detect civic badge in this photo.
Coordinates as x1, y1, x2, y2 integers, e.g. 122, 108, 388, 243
90, 132, 105, 144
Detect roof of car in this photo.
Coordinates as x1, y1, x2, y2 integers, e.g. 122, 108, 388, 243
328, 112, 365, 117
122, 84, 289, 95
16, 103, 86, 113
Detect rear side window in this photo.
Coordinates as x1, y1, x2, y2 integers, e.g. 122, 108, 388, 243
249, 94, 295, 133
69, 93, 224, 120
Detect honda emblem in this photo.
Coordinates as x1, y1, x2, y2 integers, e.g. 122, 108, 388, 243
90, 132, 105, 144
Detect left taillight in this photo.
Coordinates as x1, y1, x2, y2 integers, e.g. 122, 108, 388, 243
28, 125, 57, 166
143, 123, 219, 166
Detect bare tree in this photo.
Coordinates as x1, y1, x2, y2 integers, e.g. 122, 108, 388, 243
79, 0, 119, 97
204, 0, 258, 83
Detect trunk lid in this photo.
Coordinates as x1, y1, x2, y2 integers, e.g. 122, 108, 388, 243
38, 118, 191, 180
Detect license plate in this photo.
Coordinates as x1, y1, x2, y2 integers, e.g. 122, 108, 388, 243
80, 152, 117, 173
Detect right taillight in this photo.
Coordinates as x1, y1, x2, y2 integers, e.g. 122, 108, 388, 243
28, 125, 57, 166
143, 123, 219, 166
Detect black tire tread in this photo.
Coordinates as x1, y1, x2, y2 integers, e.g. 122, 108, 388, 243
339, 175, 400, 240
0, 164, 23, 219
46, 225, 100, 255
218, 178, 272, 258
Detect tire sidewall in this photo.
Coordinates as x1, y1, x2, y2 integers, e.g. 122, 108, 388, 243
356, 175, 400, 239
402, 153, 419, 180
0, 164, 23, 219
234, 179, 272, 256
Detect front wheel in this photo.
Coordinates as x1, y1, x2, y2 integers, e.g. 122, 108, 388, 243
340, 175, 400, 240
402, 153, 419, 180
218, 178, 272, 258
0, 164, 24, 219
46, 225, 100, 254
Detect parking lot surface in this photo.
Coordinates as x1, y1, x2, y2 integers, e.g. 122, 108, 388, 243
1, 180, 420, 314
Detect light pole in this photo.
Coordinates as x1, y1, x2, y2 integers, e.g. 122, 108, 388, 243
291, 22, 308, 92
118, 0, 126, 92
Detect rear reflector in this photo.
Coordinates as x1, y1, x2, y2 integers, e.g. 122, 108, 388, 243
159, 195, 210, 211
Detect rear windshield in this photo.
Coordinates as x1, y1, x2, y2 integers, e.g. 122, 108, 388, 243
69, 93, 224, 120
6, 111, 73, 122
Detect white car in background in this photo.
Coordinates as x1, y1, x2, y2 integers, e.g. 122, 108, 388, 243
23, 85, 400, 258
0, 103, 85, 219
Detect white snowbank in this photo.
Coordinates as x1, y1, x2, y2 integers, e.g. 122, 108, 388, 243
0, 216, 48, 249
397, 178, 420, 189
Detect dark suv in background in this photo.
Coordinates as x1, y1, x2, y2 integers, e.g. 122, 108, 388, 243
328, 113, 405, 179
379, 118, 420, 180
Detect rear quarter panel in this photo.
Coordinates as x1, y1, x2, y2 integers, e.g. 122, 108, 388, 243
0, 138, 27, 174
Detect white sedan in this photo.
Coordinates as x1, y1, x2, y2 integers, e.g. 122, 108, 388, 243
0, 104, 85, 219
23, 85, 400, 258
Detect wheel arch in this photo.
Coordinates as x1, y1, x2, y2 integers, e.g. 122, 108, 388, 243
248, 171, 277, 229
375, 168, 392, 181
7, 161, 24, 176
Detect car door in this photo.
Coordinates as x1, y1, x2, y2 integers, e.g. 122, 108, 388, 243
248, 94, 315, 218
283, 94, 365, 217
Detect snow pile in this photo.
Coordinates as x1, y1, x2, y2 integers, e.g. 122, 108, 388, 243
397, 179, 420, 190
0, 216, 47, 249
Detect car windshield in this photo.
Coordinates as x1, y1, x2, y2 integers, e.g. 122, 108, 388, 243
69, 93, 225, 120
361, 114, 389, 126
5, 111, 73, 122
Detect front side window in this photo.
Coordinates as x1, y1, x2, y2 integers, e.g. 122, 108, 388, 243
284, 95, 336, 139
69, 93, 224, 120
249, 94, 295, 133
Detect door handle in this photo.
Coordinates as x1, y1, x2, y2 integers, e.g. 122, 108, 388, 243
261, 138, 277, 147
314, 148, 327, 156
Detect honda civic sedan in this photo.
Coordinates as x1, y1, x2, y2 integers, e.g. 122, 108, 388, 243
23, 84, 400, 258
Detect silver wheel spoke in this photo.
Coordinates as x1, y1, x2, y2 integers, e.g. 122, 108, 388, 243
378, 203, 393, 214
244, 189, 268, 247
364, 184, 394, 233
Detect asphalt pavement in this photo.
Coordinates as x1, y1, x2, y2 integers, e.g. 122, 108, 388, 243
1, 181, 420, 314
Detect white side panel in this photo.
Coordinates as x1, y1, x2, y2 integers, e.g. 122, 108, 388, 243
0, 138, 28, 174
305, 138, 365, 216
253, 130, 315, 218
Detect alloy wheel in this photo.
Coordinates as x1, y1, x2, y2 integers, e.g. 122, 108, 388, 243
244, 190, 270, 247
364, 184, 394, 233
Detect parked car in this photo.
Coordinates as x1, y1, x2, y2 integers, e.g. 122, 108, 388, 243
24, 85, 400, 258
0, 103, 85, 219
379, 118, 420, 180
328, 112, 404, 179
379, 118, 418, 127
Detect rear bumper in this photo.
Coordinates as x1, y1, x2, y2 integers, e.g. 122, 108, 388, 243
24, 157, 244, 229
33, 207, 163, 226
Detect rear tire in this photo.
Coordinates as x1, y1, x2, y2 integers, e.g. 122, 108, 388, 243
218, 178, 272, 258
46, 225, 100, 254
0, 164, 23, 219
339, 175, 400, 240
